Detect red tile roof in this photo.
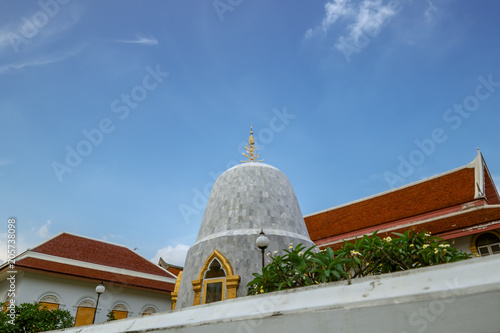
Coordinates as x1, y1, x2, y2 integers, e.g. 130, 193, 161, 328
306, 167, 476, 242
1, 232, 177, 292
306, 152, 500, 248
15, 257, 175, 292
31, 233, 172, 278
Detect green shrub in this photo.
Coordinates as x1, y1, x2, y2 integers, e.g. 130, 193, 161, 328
0, 302, 74, 333
247, 230, 471, 295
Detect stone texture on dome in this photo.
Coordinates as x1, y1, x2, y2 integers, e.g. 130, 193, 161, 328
176, 162, 314, 309
196, 162, 312, 243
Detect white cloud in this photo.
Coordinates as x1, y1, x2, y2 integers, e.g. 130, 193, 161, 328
0, 44, 85, 74
323, 0, 352, 31
151, 244, 190, 267
306, 0, 401, 55
0, 2, 81, 56
0, 231, 32, 265
36, 220, 51, 238
306, 0, 351, 38
115, 35, 158, 46
335, 1, 399, 50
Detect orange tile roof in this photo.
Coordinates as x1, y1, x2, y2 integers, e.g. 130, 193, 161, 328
31, 233, 171, 278
1, 232, 177, 292
306, 167, 476, 242
318, 205, 500, 250
15, 257, 174, 292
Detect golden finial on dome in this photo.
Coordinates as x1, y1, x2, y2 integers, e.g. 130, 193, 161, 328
241, 125, 263, 163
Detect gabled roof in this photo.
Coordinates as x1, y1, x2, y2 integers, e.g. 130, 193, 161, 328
158, 257, 183, 277
1, 232, 176, 292
305, 151, 500, 245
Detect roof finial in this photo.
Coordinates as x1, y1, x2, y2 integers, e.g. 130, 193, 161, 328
241, 125, 263, 163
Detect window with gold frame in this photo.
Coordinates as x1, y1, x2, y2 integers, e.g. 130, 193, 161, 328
192, 249, 240, 306
201, 259, 226, 304
203, 277, 226, 304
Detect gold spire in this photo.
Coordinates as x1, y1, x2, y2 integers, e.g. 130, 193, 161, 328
241, 125, 263, 163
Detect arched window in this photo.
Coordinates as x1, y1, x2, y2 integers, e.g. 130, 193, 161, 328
111, 303, 128, 320
74, 299, 95, 327
203, 259, 226, 304
475, 232, 500, 256
141, 306, 158, 316
39, 294, 60, 310
191, 249, 240, 306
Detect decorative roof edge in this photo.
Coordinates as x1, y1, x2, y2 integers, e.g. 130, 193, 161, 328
304, 151, 482, 218
23, 231, 177, 279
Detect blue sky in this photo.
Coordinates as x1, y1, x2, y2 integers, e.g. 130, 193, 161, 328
1, 0, 499, 266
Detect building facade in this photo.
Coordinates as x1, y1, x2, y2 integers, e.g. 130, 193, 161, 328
0, 232, 176, 326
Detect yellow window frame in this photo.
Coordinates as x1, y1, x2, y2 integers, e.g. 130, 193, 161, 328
202, 277, 226, 304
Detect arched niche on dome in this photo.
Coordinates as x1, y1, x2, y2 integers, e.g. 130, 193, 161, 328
191, 249, 240, 306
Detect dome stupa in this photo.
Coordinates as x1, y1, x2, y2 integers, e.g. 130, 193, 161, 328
174, 128, 315, 309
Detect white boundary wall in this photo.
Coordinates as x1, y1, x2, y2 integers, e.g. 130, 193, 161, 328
54, 255, 500, 333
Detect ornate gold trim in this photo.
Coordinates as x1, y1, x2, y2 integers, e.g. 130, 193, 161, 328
192, 249, 240, 306
469, 230, 500, 255
170, 271, 182, 310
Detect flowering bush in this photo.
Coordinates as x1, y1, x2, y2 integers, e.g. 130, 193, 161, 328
247, 243, 350, 295
247, 230, 471, 295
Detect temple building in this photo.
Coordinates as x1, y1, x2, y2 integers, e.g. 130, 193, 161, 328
0, 130, 500, 332
304, 149, 500, 257
0, 233, 177, 326
172, 130, 500, 309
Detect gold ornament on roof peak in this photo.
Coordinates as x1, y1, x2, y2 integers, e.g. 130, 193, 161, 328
241, 125, 263, 163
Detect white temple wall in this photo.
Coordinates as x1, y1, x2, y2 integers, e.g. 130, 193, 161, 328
52, 254, 500, 333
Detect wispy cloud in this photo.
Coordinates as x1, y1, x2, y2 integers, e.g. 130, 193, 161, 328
0, 44, 85, 74
424, 0, 437, 21
115, 35, 158, 46
306, 0, 351, 38
342, 1, 397, 44
305, 0, 402, 61
0, 2, 81, 56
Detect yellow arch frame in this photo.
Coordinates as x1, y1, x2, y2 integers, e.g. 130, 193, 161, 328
469, 230, 500, 255
191, 249, 240, 306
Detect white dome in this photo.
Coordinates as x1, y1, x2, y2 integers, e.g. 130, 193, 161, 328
176, 162, 314, 309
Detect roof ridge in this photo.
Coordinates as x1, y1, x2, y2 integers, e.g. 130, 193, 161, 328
31, 232, 176, 277
304, 154, 477, 218
17, 251, 176, 282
